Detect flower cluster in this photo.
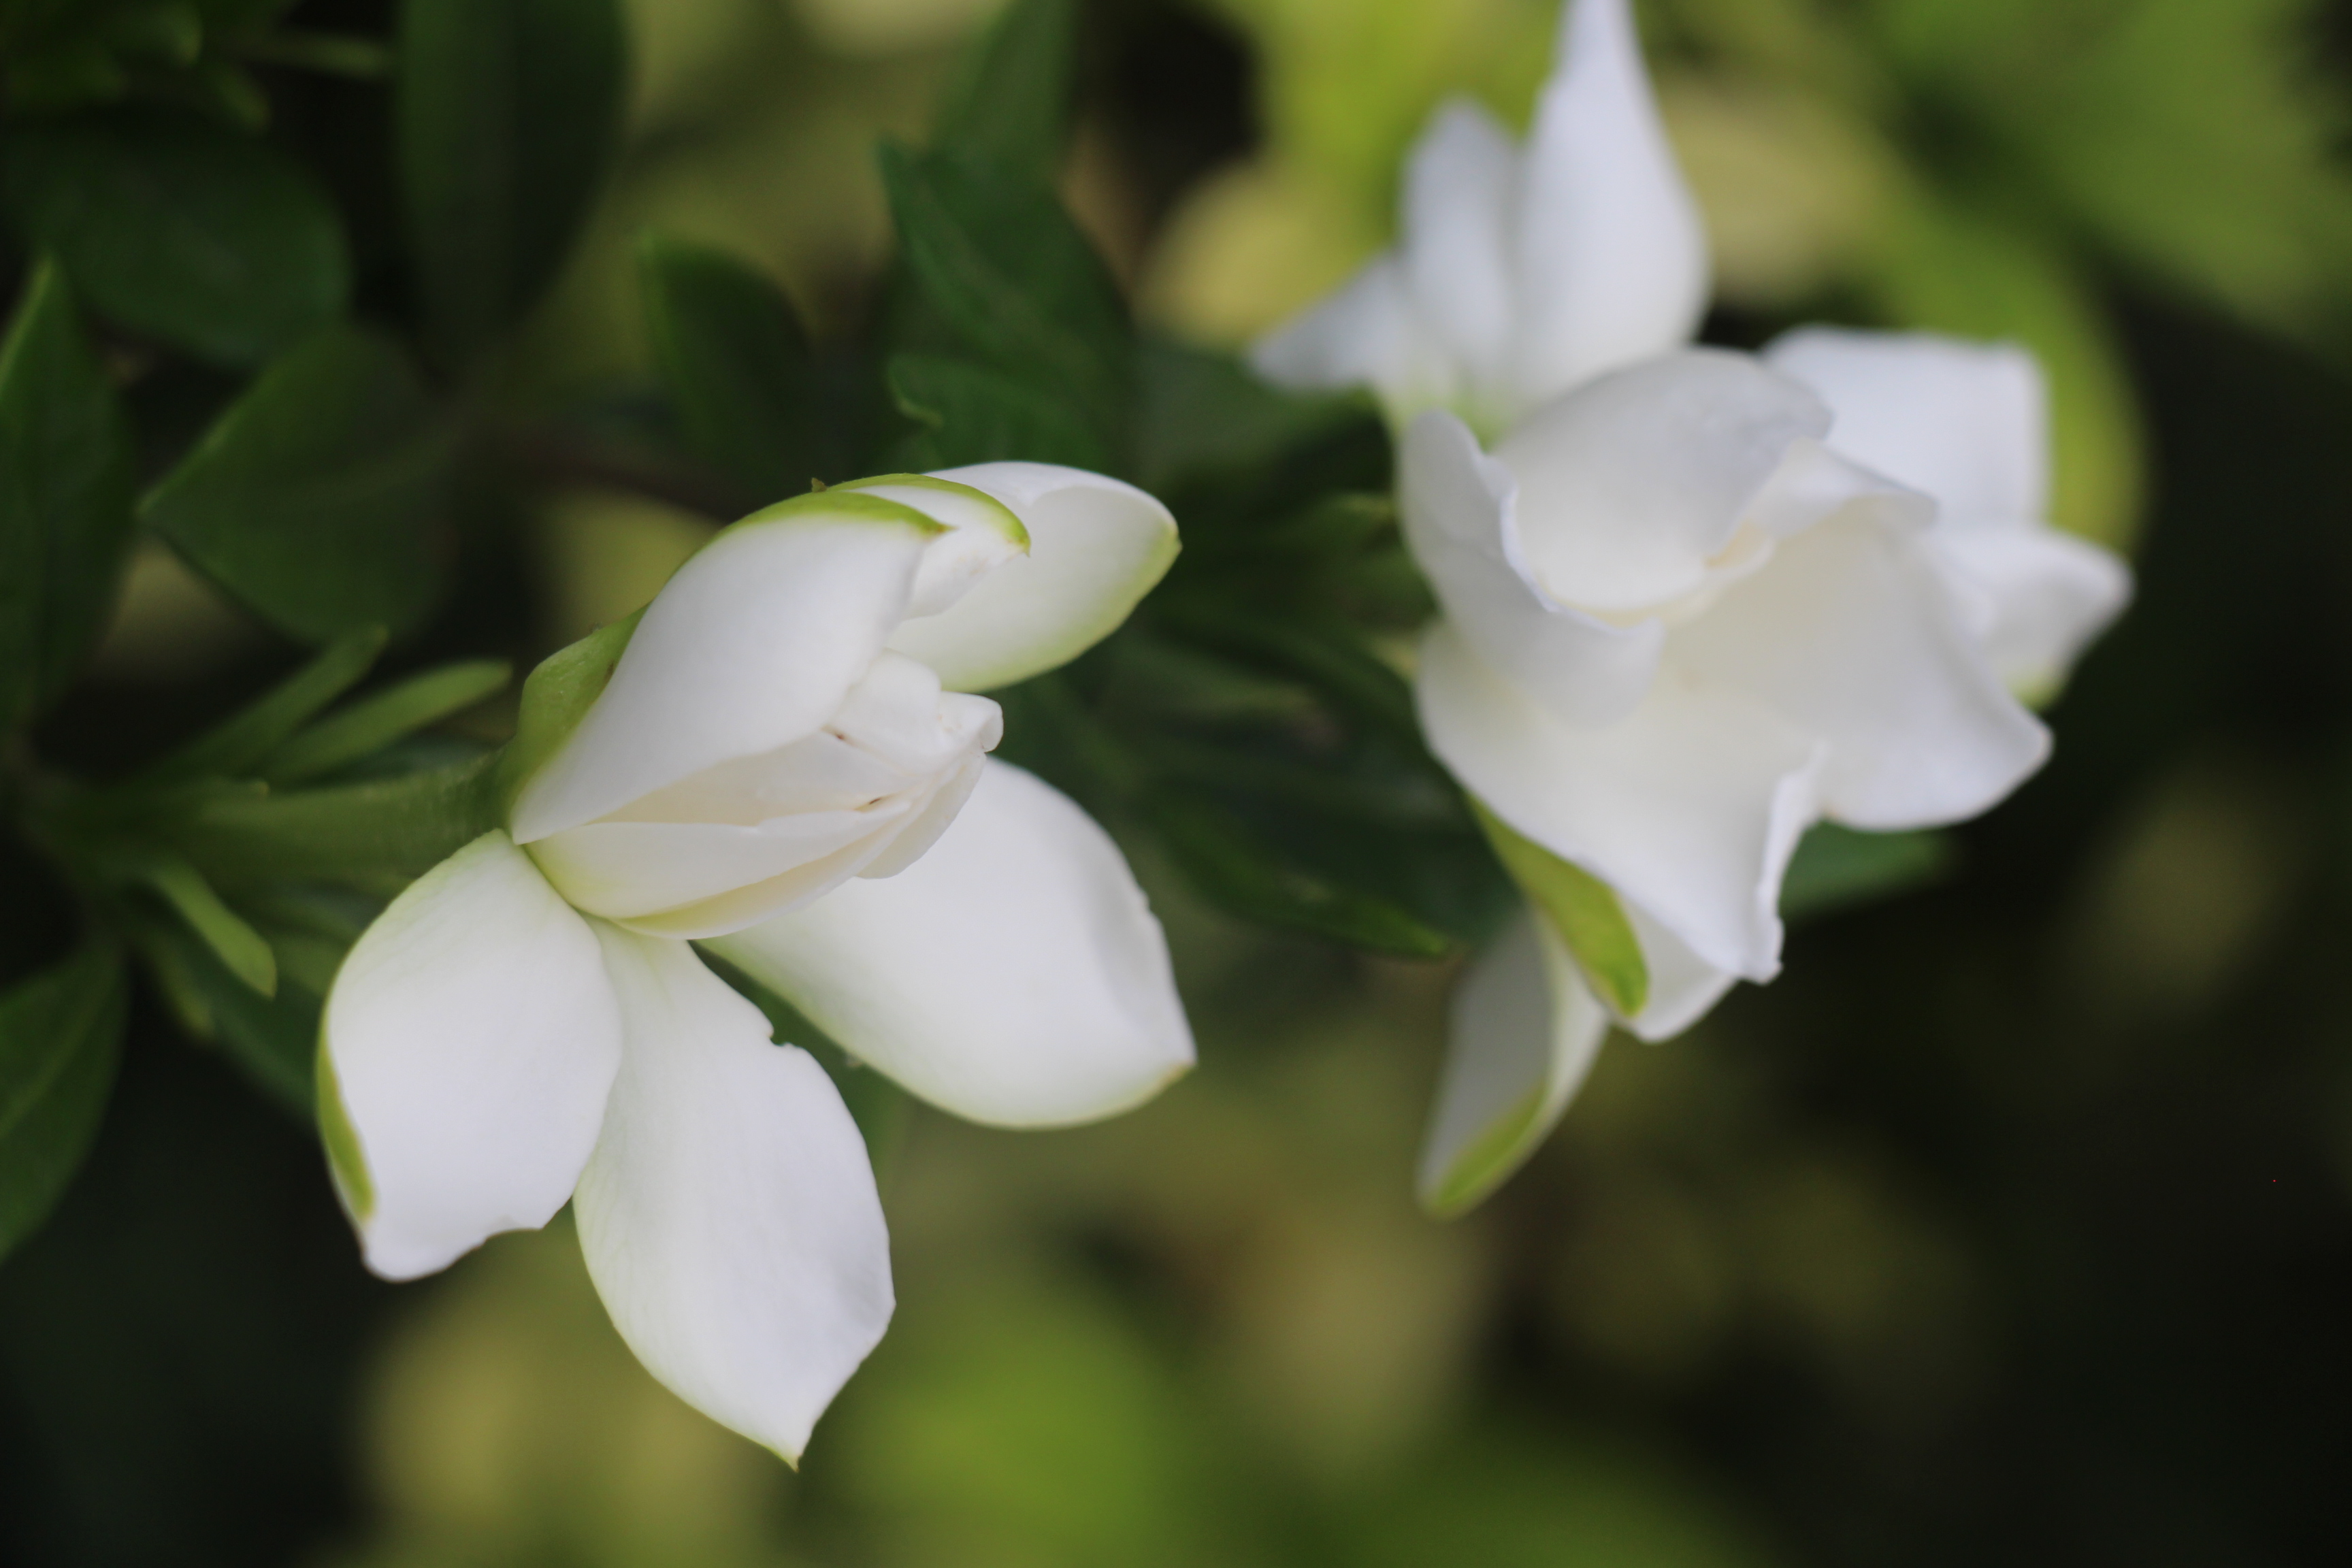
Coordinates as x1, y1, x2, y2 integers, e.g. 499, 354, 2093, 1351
1254, 0, 2131, 1212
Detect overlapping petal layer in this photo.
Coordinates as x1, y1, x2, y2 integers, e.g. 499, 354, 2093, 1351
573, 925, 892, 1463
886, 463, 1181, 693
1417, 910, 1609, 1215
708, 760, 1193, 1128
321, 832, 621, 1280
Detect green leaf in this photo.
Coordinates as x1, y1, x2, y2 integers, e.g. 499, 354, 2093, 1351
142, 325, 451, 643
495, 609, 640, 817
879, 143, 1131, 428
1779, 822, 1953, 921
261, 659, 510, 785
1145, 790, 1452, 958
1, 107, 348, 365
142, 855, 276, 996
638, 233, 834, 499
887, 350, 1113, 470
174, 751, 502, 894
1471, 800, 1648, 1019
0, 259, 137, 734
932, 0, 1077, 184
1134, 339, 1375, 491
0, 944, 127, 1264
397, 0, 627, 366
129, 909, 321, 1115
139, 625, 384, 784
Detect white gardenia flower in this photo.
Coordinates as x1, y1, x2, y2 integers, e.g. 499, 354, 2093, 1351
1242, 0, 2133, 1213
1404, 348, 2128, 1213
1251, 0, 1706, 436
318, 465, 1195, 1460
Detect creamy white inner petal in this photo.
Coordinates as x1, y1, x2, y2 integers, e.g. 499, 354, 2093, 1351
531, 651, 1004, 931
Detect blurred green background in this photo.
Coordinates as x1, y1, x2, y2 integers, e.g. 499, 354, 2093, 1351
7, 0, 2352, 1563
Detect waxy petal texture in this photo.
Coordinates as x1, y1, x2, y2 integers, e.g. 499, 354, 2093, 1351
1418, 909, 1608, 1215
573, 926, 892, 1463
512, 509, 930, 843
1492, 350, 1828, 613
887, 464, 1180, 693
1418, 623, 1823, 983
321, 832, 621, 1280
1512, 0, 1709, 409
1673, 506, 2052, 829
1764, 327, 2131, 693
1401, 409, 1665, 728
1251, 0, 1706, 431
708, 760, 1194, 1128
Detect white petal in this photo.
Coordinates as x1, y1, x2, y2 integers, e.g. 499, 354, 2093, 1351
833, 474, 1028, 618
1672, 504, 2051, 828
1417, 909, 1608, 1215
526, 804, 913, 924
1931, 523, 2132, 694
320, 832, 621, 1281
573, 926, 892, 1463
885, 463, 1180, 692
1250, 255, 1452, 418
511, 507, 931, 842
1400, 409, 1663, 727
1620, 903, 1740, 1042
1764, 327, 2047, 523
1418, 622, 1822, 980
1399, 100, 1520, 402
1512, 0, 1710, 410
1493, 350, 1829, 614
706, 760, 1194, 1129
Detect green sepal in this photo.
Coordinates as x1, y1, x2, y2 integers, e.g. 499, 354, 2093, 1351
1471, 799, 1648, 1020
314, 1037, 372, 1222
495, 610, 642, 823
0, 943, 128, 1264
1422, 1081, 1549, 1222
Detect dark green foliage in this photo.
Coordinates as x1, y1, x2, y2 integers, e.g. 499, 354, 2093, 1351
931, 0, 1076, 186
638, 233, 840, 499
0, 260, 136, 735
3, 108, 347, 363
888, 350, 1113, 470
395, 0, 627, 367
0, 945, 125, 1264
142, 326, 450, 644
879, 143, 1131, 443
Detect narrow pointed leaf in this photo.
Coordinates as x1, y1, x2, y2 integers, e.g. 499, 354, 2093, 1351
142, 325, 450, 643
0, 258, 135, 734
261, 659, 510, 785
139, 625, 385, 784
0, 945, 128, 1264
144, 856, 276, 996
